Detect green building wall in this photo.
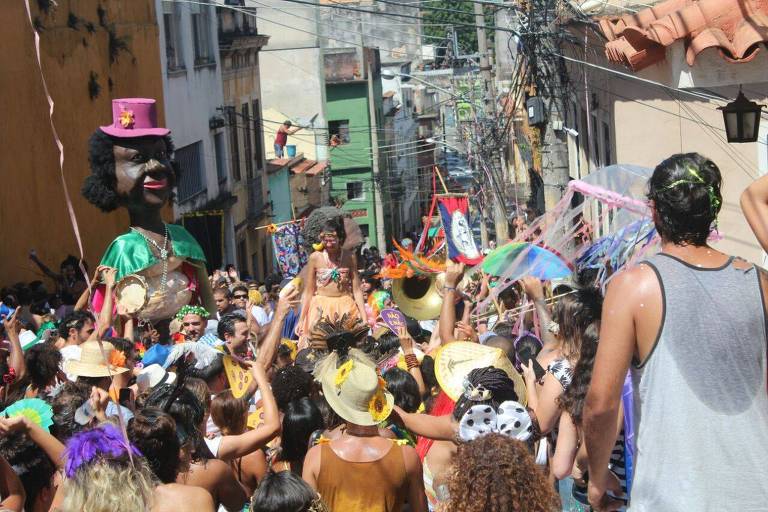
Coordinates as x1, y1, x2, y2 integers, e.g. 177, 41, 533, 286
325, 81, 379, 245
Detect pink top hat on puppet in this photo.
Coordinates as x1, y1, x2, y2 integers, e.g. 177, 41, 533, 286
100, 98, 170, 138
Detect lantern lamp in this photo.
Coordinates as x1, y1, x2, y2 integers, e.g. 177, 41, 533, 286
718, 88, 764, 143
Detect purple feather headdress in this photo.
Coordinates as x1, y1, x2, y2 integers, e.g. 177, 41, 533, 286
64, 423, 142, 478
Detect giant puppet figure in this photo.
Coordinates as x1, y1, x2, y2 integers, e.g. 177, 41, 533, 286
82, 98, 214, 321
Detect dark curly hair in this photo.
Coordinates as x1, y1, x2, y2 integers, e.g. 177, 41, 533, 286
301, 207, 346, 250
647, 153, 722, 246
452, 367, 519, 421
24, 343, 62, 391
128, 408, 181, 483
557, 322, 600, 427
443, 434, 560, 512
82, 129, 178, 212
271, 365, 313, 411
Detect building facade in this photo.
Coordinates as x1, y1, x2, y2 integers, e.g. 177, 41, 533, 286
1, 0, 165, 285
217, 1, 272, 280
324, 47, 387, 248
157, 0, 234, 270
560, 0, 768, 262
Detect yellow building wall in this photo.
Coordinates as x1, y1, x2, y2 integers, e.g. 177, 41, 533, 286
0, 0, 165, 285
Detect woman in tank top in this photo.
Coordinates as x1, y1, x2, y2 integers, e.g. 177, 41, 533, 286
302, 317, 427, 512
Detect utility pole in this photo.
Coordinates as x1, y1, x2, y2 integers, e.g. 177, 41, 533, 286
367, 52, 388, 250
525, 0, 570, 212
474, 1, 509, 243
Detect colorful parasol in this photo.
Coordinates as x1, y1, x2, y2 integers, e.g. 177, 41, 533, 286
1, 398, 54, 431
481, 242, 571, 280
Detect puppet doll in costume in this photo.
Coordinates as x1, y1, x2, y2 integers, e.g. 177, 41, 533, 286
82, 98, 215, 321
297, 209, 366, 349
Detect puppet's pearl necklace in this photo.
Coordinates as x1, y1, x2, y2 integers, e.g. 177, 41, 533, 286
130, 224, 169, 289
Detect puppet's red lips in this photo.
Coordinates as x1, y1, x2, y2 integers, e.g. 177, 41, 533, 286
143, 178, 168, 190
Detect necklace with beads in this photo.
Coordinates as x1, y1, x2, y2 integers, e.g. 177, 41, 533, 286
130, 224, 170, 290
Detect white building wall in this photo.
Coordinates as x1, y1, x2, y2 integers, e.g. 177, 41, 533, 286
156, 0, 234, 265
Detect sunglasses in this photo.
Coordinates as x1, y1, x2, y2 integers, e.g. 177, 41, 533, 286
233, 294, 248, 299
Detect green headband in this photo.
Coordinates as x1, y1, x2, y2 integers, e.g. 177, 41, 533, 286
175, 305, 210, 321
662, 164, 721, 215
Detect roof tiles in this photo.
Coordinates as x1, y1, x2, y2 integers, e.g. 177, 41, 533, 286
598, 0, 768, 71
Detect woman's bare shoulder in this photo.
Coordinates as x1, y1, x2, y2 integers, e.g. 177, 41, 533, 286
153, 483, 214, 512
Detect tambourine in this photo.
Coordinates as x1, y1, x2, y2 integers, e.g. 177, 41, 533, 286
115, 274, 149, 315
115, 270, 192, 321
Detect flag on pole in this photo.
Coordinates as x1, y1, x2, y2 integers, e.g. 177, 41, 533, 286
437, 195, 483, 265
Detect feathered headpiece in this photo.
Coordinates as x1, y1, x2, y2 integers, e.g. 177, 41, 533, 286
64, 423, 142, 478
309, 312, 369, 359
311, 313, 374, 383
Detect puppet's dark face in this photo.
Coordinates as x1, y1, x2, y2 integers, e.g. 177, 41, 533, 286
113, 137, 175, 210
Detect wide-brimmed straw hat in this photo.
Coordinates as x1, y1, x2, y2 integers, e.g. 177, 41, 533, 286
63, 341, 129, 378
434, 341, 527, 405
318, 352, 394, 427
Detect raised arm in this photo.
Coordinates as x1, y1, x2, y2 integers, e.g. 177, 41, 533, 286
215, 363, 280, 461
438, 261, 465, 345
3, 309, 26, 382
89, 267, 117, 341
397, 327, 426, 397
584, 270, 636, 510
741, 173, 768, 252
28, 250, 59, 281
350, 253, 367, 323
393, 405, 455, 441
256, 289, 299, 371
0, 416, 65, 470
296, 254, 316, 336
0, 455, 24, 512
520, 277, 557, 346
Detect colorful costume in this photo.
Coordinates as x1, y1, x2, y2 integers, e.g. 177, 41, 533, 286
94, 224, 207, 321
300, 251, 362, 347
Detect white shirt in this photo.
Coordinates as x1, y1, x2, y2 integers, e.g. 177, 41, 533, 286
250, 305, 272, 327
59, 345, 82, 382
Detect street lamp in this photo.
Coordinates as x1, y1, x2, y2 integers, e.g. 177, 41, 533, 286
718, 88, 764, 143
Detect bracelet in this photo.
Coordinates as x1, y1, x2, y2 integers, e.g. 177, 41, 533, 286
443, 286, 457, 292
404, 353, 420, 370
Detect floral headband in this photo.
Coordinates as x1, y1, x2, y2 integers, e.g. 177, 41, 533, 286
458, 400, 533, 442
175, 305, 210, 321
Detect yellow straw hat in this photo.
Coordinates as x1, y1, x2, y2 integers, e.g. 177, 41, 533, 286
317, 350, 394, 427
434, 341, 527, 405
63, 341, 129, 378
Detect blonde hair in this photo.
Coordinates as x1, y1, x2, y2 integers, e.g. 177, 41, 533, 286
59, 459, 157, 512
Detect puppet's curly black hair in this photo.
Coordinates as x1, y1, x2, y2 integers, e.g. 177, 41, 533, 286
82, 129, 178, 212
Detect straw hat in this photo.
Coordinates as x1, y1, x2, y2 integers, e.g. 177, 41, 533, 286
63, 341, 129, 378
434, 342, 527, 406
318, 353, 394, 427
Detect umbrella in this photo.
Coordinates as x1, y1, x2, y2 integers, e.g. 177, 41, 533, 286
482, 242, 571, 280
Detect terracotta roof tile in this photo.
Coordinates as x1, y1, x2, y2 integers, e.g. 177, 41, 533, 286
290, 159, 316, 174
306, 161, 328, 176
598, 0, 768, 71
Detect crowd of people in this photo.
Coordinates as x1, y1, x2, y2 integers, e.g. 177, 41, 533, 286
1, 152, 768, 512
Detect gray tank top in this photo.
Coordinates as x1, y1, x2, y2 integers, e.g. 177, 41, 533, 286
630, 254, 768, 511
